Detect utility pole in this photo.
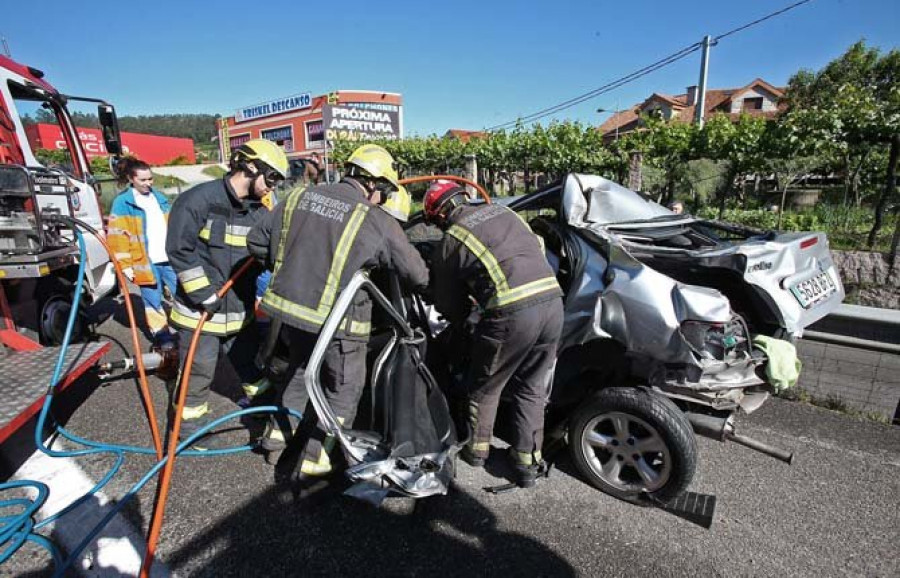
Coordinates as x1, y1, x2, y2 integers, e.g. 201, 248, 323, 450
695, 35, 712, 128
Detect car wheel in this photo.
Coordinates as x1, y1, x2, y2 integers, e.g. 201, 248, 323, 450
568, 386, 697, 503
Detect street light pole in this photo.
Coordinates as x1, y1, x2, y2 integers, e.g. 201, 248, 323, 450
598, 100, 621, 141
614, 99, 620, 141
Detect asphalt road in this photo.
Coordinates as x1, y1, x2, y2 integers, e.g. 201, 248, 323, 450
3, 301, 899, 577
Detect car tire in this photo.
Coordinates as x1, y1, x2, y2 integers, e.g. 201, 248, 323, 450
568, 386, 697, 504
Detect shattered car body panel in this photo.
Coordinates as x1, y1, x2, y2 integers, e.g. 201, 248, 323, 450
508, 174, 844, 411
560, 174, 844, 336
304, 272, 458, 505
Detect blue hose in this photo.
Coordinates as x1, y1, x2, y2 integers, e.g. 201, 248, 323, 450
0, 224, 299, 574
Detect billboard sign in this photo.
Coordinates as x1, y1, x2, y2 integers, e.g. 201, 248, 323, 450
323, 102, 402, 141
25, 124, 196, 165
235, 93, 312, 122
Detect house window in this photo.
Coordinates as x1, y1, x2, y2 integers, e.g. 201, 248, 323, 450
742, 97, 764, 111
261, 126, 293, 153
229, 133, 251, 150
306, 120, 324, 148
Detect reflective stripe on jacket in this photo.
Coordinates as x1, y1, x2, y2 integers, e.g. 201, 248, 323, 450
107, 188, 171, 286
246, 179, 429, 341
165, 178, 264, 335
432, 203, 562, 323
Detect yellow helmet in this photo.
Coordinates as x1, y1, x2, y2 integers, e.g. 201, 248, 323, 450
346, 144, 400, 189
231, 138, 289, 179
379, 185, 411, 222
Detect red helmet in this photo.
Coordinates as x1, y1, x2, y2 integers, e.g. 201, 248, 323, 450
423, 181, 466, 225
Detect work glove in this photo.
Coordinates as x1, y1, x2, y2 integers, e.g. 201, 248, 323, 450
200, 294, 223, 315
122, 267, 135, 283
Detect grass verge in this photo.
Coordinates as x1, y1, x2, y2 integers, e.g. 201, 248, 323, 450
776, 387, 892, 424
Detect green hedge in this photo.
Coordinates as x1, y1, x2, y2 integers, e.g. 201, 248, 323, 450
695, 207, 822, 231
694, 204, 897, 251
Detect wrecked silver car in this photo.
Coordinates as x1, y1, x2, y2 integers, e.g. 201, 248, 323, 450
303, 173, 844, 505
515, 173, 843, 407
503, 173, 843, 500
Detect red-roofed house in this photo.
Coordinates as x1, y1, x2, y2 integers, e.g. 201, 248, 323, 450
443, 129, 487, 143
598, 78, 784, 140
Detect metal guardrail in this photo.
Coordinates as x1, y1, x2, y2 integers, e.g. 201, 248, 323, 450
802, 304, 900, 354
828, 304, 900, 326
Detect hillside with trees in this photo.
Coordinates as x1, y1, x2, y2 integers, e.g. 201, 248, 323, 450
21, 109, 220, 143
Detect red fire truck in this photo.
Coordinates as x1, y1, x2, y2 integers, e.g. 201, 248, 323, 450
0, 54, 120, 442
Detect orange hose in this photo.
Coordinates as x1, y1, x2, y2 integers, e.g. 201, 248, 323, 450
398, 175, 492, 204
140, 258, 255, 577
87, 231, 164, 461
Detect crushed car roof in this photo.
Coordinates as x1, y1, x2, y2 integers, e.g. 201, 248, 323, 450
563, 174, 676, 226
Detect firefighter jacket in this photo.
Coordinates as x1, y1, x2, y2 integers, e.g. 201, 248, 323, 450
246, 179, 429, 341
431, 203, 562, 324
107, 187, 171, 286
166, 178, 264, 335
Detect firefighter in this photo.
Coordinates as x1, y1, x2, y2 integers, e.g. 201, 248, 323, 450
166, 138, 289, 449
246, 144, 428, 489
423, 181, 564, 488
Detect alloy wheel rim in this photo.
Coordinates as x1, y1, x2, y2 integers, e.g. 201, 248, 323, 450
580, 411, 672, 493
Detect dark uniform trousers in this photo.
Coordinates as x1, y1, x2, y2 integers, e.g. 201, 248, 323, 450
179, 323, 263, 412
273, 325, 367, 472
467, 297, 564, 461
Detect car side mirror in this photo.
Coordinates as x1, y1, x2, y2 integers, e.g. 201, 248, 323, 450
98, 104, 122, 156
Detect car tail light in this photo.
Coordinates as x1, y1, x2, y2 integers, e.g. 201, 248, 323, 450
800, 237, 818, 250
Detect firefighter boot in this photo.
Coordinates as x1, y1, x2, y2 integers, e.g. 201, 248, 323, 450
459, 445, 487, 468
238, 378, 273, 420
177, 404, 227, 451
289, 433, 342, 501
509, 448, 544, 489
260, 418, 293, 465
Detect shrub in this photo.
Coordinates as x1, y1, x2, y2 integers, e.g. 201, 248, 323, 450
165, 155, 191, 166
201, 165, 227, 179
696, 207, 822, 232
150, 173, 187, 189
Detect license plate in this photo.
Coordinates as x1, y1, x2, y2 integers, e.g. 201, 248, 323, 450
790, 268, 837, 309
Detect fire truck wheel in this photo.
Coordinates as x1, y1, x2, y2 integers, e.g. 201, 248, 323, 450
39, 291, 85, 346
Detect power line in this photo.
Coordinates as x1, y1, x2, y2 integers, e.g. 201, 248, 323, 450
486, 0, 816, 132
714, 0, 813, 41
486, 42, 702, 131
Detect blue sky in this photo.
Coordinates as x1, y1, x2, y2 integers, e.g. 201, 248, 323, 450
3, 0, 897, 136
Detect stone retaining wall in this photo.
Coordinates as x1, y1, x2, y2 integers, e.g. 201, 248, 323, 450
831, 250, 899, 310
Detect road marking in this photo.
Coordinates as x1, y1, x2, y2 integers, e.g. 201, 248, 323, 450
13, 448, 170, 577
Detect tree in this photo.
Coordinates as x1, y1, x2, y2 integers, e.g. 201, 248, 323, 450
867, 50, 900, 247
633, 116, 698, 205
697, 113, 767, 217
680, 159, 728, 207
782, 41, 900, 245
760, 119, 824, 227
